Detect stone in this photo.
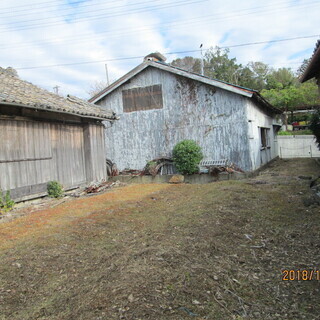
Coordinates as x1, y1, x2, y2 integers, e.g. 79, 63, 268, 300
169, 175, 185, 184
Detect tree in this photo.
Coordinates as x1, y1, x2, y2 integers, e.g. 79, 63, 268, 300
170, 56, 202, 74
296, 58, 311, 78
246, 61, 270, 91
87, 80, 108, 98
261, 82, 319, 127
266, 68, 297, 89
204, 46, 242, 84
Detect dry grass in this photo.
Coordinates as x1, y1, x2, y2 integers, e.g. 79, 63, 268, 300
0, 159, 319, 320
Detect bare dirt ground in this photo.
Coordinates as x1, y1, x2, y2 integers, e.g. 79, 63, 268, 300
0, 159, 319, 320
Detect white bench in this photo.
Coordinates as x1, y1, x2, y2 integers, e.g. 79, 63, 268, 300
199, 159, 230, 173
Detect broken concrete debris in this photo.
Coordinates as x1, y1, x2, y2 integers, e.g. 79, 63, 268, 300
84, 180, 124, 194
116, 157, 244, 178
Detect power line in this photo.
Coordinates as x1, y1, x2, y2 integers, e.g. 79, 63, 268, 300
15, 34, 319, 70
0, 0, 318, 48
1, 0, 318, 33
0, 0, 168, 21
0, 0, 95, 14
0, 0, 206, 32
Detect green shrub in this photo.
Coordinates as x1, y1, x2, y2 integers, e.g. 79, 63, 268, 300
0, 190, 15, 214
172, 140, 203, 175
47, 181, 64, 198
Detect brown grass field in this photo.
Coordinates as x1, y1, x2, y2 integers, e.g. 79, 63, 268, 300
0, 159, 319, 320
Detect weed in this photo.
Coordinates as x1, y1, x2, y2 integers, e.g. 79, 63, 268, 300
47, 181, 64, 198
0, 190, 15, 214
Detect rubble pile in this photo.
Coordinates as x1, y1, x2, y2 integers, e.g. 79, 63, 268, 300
84, 180, 124, 194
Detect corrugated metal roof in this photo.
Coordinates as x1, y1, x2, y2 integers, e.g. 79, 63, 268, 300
0, 67, 117, 121
89, 60, 281, 114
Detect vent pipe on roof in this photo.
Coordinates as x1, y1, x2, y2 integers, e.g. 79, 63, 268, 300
144, 52, 167, 62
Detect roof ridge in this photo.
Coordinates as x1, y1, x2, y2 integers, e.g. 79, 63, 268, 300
154, 60, 256, 93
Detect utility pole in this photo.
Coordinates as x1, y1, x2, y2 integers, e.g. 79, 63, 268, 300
53, 85, 60, 95
200, 44, 204, 76
105, 64, 110, 86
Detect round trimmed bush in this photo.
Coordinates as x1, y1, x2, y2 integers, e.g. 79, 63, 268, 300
172, 140, 203, 175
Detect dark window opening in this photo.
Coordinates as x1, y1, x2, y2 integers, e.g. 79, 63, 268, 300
122, 84, 163, 112
260, 127, 270, 149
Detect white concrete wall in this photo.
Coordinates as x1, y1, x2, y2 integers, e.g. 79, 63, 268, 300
278, 135, 320, 158
246, 100, 280, 170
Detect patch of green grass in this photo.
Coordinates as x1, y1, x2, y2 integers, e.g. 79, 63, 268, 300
278, 130, 313, 135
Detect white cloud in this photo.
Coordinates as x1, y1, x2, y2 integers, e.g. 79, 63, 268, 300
0, 0, 318, 100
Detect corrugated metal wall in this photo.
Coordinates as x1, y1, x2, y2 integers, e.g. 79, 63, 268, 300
99, 67, 254, 171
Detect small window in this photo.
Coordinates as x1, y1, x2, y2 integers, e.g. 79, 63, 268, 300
122, 84, 163, 112
260, 127, 270, 149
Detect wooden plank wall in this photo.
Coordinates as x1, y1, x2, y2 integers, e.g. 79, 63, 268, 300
0, 118, 105, 200
83, 123, 106, 183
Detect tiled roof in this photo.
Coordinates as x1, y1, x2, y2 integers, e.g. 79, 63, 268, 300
300, 39, 320, 82
0, 67, 117, 120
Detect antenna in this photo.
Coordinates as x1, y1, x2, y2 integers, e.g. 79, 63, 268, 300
53, 85, 60, 94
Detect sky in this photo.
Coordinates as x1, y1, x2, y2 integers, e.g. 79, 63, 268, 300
0, 0, 319, 99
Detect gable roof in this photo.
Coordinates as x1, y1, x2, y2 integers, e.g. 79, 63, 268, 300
0, 67, 117, 121
89, 60, 281, 114
300, 39, 320, 83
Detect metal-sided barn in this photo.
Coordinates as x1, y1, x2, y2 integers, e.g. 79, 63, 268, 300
0, 67, 117, 201
90, 54, 282, 173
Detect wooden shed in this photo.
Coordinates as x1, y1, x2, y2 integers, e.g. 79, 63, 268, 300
0, 67, 117, 201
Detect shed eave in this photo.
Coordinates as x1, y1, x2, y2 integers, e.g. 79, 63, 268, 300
300, 44, 320, 82
0, 101, 115, 121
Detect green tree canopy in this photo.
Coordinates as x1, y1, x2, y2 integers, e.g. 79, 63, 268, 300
204, 46, 242, 84
170, 56, 202, 74
266, 67, 297, 89
169, 50, 319, 113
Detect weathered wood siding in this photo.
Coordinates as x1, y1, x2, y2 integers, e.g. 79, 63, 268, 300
83, 123, 106, 182
0, 117, 106, 200
98, 67, 254, 171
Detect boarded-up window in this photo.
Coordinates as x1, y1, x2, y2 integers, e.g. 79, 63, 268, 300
122, 84, 163, 112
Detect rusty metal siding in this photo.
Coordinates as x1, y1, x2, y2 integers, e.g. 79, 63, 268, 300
100, 67, 254, 171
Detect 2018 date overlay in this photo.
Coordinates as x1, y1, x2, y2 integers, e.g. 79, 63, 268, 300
282, 269, 320, 281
